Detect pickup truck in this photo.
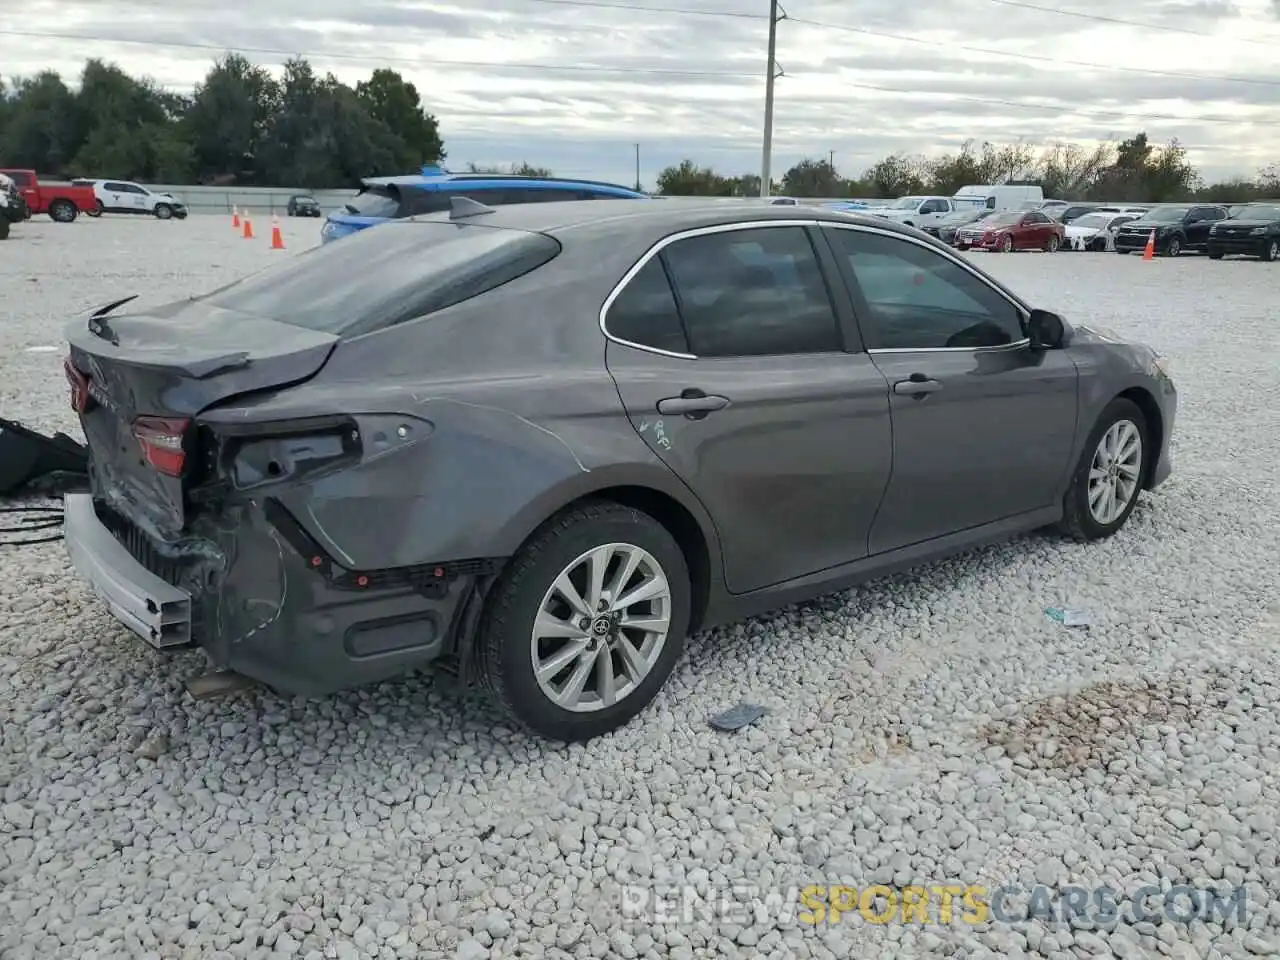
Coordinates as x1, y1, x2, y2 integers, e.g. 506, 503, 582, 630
868, 195, 979, 229
0, 169, 98, 223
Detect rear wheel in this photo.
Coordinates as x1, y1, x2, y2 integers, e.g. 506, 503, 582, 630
1056, 398, 1148, 542
48, 200, 77, 223
1209, 249, 1224, 260
479, 501, 690, 741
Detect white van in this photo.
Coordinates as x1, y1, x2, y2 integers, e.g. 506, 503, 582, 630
953, 183, 1045, 211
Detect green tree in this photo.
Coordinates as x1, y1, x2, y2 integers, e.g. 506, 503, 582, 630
355, 68, 444, 169
780, 158, 841, 197
1, 71, 80, 172
862, 154, 926, 198
655, 159, 735, 195
183, 53, 280, 182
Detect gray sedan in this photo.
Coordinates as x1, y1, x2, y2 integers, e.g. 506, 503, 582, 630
61, 200, 1177, 741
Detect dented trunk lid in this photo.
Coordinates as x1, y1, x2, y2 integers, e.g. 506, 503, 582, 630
65, 297, 338, 539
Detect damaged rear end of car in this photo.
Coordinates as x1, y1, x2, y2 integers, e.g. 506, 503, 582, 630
62, 216, 569, 694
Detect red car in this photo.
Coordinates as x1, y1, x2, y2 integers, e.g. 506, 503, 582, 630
0, 169, 98, 223
953, 209, 1065, 253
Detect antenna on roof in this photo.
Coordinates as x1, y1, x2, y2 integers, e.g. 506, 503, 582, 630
449, 196, 496, 220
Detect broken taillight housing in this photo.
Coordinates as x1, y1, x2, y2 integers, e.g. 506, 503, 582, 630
133, 416, 191, 476
64, 357, 91, 413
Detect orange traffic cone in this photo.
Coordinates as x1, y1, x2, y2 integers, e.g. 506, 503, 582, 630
232, 206, 240, 228
1142, 229, 1155, 261
270, 216, 285, 250
242, 216, 254, 240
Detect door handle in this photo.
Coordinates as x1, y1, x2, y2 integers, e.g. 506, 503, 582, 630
657, 389, 729, 418
893, 376, 942, 397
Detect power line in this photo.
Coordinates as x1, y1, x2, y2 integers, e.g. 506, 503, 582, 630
833, 77, 1280, 128
514, 0, 764, 19
0, 28, 759, 80
789, 15, 1280, 90
979, 0, 1280, 48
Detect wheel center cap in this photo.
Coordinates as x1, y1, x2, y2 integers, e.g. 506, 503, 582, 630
590, 617, 612, 638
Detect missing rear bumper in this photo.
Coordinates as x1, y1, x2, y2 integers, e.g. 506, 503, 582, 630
63, 493, 193, 648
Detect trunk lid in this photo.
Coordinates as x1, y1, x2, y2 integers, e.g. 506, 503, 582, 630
65, 297, 338, 538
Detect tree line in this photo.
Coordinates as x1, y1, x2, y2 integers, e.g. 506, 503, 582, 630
1, 55, 1276, 202
658, 137, 1280, 204
0, 55, 445, 188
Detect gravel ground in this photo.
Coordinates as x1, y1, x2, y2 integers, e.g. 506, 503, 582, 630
2, 216, 1279, 960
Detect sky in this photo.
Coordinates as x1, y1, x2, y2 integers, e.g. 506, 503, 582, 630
3, 0, 1280, 189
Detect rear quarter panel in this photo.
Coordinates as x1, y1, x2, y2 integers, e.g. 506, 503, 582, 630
198, 240, 723, 573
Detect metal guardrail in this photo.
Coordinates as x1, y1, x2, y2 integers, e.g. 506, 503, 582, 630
142, 185, 358, 216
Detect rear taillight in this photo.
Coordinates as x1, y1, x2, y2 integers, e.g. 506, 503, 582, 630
133, 417, 190, 476
64, 357, 91, 413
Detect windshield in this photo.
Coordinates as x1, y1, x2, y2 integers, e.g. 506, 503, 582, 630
1137, 206, 1190, 223
984, 212, 1021, 227
890, 197, 922, 209
1233, 204, 1280, 219
203, 221, 562, 336
1072, 214, 1113, 229
343, 186, 401, 218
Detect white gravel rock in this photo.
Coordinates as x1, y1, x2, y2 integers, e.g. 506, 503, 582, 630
3, 220, 1280, 958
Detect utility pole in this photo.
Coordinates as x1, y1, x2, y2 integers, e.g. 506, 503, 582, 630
634, 143, 641, 192
759, 0, 785, 198
828, 149, 834, 168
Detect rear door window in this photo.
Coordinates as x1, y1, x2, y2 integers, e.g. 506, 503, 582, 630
202, 221, 561, 337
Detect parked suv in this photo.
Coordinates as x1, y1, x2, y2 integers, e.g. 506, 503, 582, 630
321, 166, 650, 243
83, 180, 188, 219
1207, 202, 1280, 262
1113, 204, 1228, 256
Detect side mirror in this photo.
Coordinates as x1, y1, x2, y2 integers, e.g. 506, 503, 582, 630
1028, 309, 1066, 350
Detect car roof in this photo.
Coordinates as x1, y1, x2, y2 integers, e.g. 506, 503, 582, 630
361, 172, 645, 195
402, 197, 929, 245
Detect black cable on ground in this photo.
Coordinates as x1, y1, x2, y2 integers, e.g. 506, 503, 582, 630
0, 505, 67, 546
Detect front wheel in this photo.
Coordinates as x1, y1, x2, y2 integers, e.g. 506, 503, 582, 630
0, 217, 9, 240
1056, 398, 1148, 541
478, 501, 691, 741
1262, 239, 1279, 262
1165, 236, 1182, 257
1000, 234, 1014, 252
1045, 234, 1061, 253
48, 200, 77, 223
86, 201, 103, 218
154, 203, 173, 220
1208, 249, 1224, 260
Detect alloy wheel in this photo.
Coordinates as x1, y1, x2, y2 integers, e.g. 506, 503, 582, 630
530, 542, 672, 713
1088, 419, 1143, 525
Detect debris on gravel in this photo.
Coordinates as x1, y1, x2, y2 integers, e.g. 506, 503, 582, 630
3, 218, 1280, 958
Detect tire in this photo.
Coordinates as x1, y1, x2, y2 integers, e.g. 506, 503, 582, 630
1000, 234, 1014, 253
956, 244, 971, 251
1262, 239, 1279, 263
86, 201, 103, 218
1055, 398, 1148, 542
1208, 249, 1224, 260
48, 200, 77, 223
1117, 249, 1130, 255
478, 501, 691, 741
1045, 234, 1061, 253
1165, 236, 1181, 257
0, 217, 9, 240
154, 203, 173, 220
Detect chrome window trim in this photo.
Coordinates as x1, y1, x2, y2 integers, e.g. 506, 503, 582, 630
597, 217, 1034, 359
822, 222, 1032, 355
598, 219, 837, 361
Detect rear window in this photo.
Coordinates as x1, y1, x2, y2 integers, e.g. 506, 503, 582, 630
201, 221, 561, 337
343, 186, 402, 219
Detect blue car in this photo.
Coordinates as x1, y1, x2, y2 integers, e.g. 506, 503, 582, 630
321, 166, 651, 243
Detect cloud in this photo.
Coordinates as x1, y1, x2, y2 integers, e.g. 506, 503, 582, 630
4, 0, 1279, 184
